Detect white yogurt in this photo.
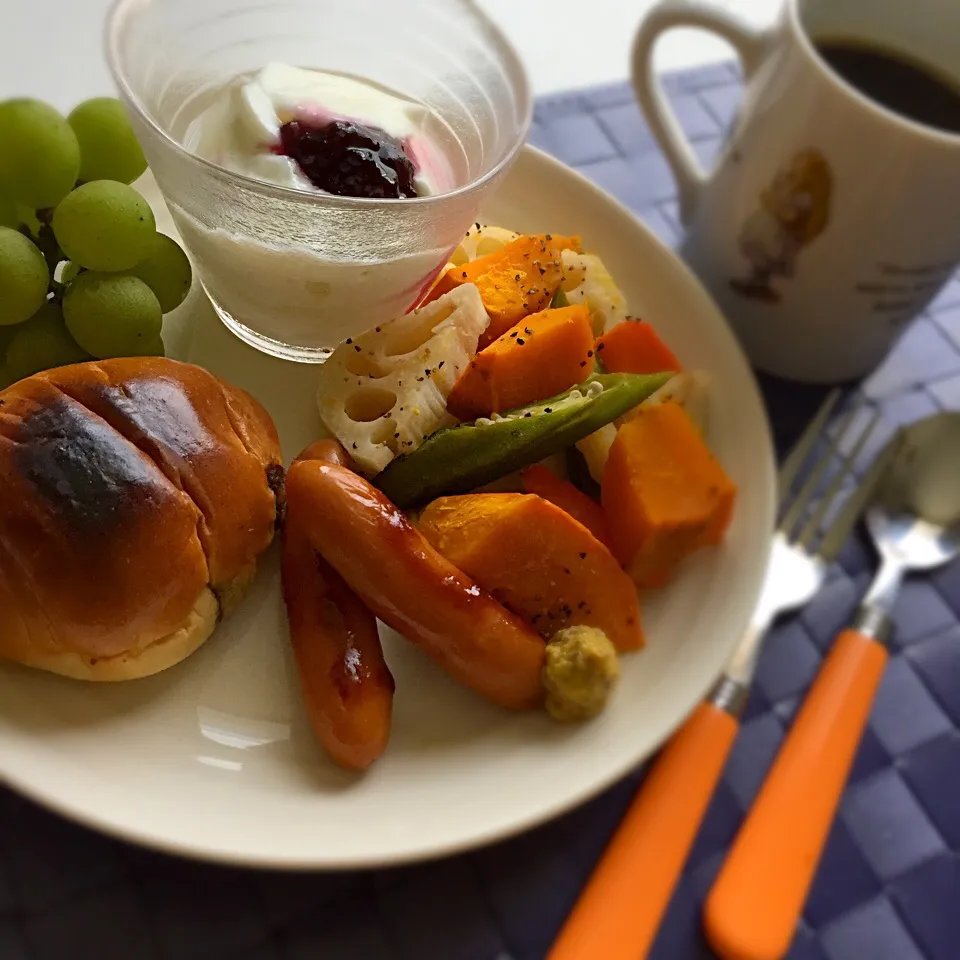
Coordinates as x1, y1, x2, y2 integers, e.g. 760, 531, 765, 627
185, 62, 453, 196
171, 63, 468, 358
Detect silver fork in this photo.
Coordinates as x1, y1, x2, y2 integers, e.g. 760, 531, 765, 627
547, 389, 894, 960
710, 389, 892, 714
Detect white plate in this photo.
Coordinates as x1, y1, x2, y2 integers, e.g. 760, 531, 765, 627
0, 146, 775, 869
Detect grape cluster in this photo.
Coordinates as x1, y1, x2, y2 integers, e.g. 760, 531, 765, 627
0, 97, 192, 388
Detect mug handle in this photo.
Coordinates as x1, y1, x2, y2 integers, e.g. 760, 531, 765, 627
631, 0, 771, 225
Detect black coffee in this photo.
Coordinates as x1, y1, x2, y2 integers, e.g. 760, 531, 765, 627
815, 39, 960, 134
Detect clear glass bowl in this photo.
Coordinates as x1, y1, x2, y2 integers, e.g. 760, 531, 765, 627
105, 0, 531, 362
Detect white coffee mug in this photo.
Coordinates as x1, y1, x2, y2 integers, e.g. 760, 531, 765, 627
632, 0, 960, 383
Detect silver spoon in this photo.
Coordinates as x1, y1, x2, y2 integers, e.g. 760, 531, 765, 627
705, 411, 960, 960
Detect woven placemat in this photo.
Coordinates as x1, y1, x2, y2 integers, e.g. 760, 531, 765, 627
1, 63, 958, 960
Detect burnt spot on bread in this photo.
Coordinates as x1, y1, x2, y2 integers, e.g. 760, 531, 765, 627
15, 393, 164, 534
267, 463, 286, 528
52, 369, 280, 585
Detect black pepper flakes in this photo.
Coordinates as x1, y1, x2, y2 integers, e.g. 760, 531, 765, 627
375, 326, 382, 333
510, 331, 519, 338
394, 432, 400, 439
578, 552, 587, 560
345, 337, 353, 344
563, 567, 571, 575
515, 274, 521, 281
416, 376, 424, 382
516, 338, 525, 346
596, 341, 605, 352
587, 349, 594, 358
580, 360, 587, 367
577, 600, 587, 610
544, 406, 552, 413
351, 442, 358, 449
523, 412, 532, 418
461, 271, 468, 278
438, 360, 445, 368
354, 344, 362, 352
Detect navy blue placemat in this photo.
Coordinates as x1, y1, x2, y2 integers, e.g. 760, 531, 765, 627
2, 64, 958, 960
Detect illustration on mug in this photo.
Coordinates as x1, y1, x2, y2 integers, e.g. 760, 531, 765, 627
730, 148, 833, 302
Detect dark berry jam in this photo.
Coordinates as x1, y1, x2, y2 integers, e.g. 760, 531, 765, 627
277, 119, 419, 199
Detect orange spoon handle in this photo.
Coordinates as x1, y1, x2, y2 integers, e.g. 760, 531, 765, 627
548, 701, 739, 960
705, 629, 888, 960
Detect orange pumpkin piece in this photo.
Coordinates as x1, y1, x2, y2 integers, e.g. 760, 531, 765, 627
423, 233, 582, 346
417, 492, 644, 652
596, 319, 682, 375
446, 304, 595, 420
601, 400, 736, 587
520, 463, 616, 554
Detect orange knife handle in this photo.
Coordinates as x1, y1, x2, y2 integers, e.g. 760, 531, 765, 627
705, 630, 888, 960
548, 701, 739, 960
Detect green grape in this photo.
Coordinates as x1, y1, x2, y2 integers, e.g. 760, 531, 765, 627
0, 227, 50, 325
0, 191, 17, 229
5, 301, 89, 382
140, 334, 166, 357
16, 205, 40, 234
129, 233, 192, 312
0, 99, 81, 209
63, 271, 162, 358
52, 180, 156, 272
68, 98, 147, 186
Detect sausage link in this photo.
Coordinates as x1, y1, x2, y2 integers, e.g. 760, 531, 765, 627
282, 453, 394, 770
285, 445, 545, 710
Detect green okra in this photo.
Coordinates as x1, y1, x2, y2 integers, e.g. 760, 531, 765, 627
375, 371, 672, 508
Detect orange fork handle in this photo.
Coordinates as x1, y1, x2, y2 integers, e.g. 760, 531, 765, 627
705, 630, 888, 960
548, 701, 739, 960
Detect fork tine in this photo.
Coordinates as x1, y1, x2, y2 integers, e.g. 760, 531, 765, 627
818, 426, 904, 563
796, 407, 880, 549
779, 401, 858, 537
777, 389, 841, 504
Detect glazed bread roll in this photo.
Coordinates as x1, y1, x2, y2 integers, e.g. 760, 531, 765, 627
0, 357, 283, 681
